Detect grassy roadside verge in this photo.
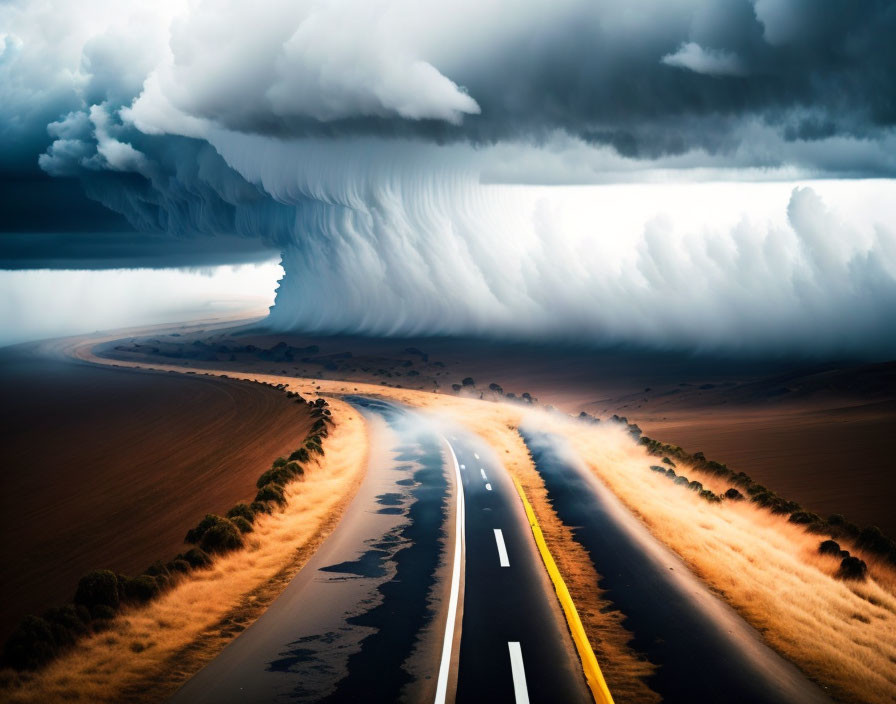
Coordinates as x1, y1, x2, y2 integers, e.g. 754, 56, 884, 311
0, 395, 368, 703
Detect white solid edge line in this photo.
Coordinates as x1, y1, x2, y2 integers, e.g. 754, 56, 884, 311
508, 642, 530, 704
480, 468, 488, 481
485, 483, 492, 491
494, 528, 510, 567
435, 438, 465, 704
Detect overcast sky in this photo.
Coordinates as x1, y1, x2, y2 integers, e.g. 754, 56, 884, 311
1, 0, 895, 354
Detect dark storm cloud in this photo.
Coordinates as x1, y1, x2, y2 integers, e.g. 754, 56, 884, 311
114, 0, 896, 162
1, 0, 895, 358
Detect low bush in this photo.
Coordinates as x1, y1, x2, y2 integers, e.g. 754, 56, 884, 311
198, 518, 244, 555
789, 511, 821, 525
74, 570, 120, 611
186, 513, 247, 546
674, 476, 690, 487
177, 547, 212, 568
688, 481, 704, 492
250, 500, 273, 515
91, 604, 117, 621
819, 539, 842, 556
255, 483, 287, 507
230, 516, 253, 534
699, 489, 722, 503
288, 447, 310, 463
124, 575, 160, 603
838, 556, 868, 580
272, 456, 288, 468
3, 615, 57, 670
724, 488, 744, 501
661, 457, 675, 466
168, 559, 192, 574
43, 605, 89, 649
226, 503, 255, 524
649, 465, 666, 473
144, 560, 170, 578
256, 466, 295, 489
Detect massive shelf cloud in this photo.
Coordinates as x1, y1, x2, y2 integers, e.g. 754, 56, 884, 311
1, 0, 895, 355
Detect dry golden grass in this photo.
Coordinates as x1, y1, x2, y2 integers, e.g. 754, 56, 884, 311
0, 398, 368, 704
534, 411, 896, 704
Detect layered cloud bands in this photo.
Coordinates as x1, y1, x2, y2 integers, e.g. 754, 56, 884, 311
2, 0, 895, 354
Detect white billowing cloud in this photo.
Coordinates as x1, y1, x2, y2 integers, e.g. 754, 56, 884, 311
209, 135, 892, 354
266, 2, 480, 124
661, 42, 747, 76
125, 0, 480, 136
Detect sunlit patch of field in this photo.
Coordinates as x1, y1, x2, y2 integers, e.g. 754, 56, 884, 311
1, 399, 368, 704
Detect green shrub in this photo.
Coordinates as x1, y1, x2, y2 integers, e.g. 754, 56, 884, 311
3, 615, 57, 670
256, 467, 292, 489
227, 503, 255, 524
289, 448, 310, 463
688, 481, 704, 492
674, 476, 690, 487
255, 483, 287, 507
231, 516, 254, 534
74, 570, 120, 611
124, 575, 160, 603
724, 488, 744, 501
661, 456, 675, 466
186, 514, 231, 544
178, 547, 212, 569
746, 484, 768, 496
649, 465, 666, 473
199, 519, 244, 554
306, 436, 324, 455
699, 489, 721, 503
272, 457, 288, 468
665, 468, 676, 478
250, 501, 273, 516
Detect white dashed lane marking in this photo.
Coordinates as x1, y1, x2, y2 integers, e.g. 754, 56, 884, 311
508, 642, 530, 704
494, 529, 510, 567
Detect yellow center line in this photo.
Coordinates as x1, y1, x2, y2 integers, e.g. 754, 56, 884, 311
511, 477, 615, 704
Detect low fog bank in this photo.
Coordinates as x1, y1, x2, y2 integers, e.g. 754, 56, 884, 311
0, 262, 281, 348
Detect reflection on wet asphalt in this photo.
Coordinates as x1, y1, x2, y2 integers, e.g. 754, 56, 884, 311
266, 397, 449, 703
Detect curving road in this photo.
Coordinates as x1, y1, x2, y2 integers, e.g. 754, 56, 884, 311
170, 398, 590, 703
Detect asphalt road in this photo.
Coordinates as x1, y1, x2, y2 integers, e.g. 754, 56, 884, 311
170, 398, 590, 703
448, 432, 591, 704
